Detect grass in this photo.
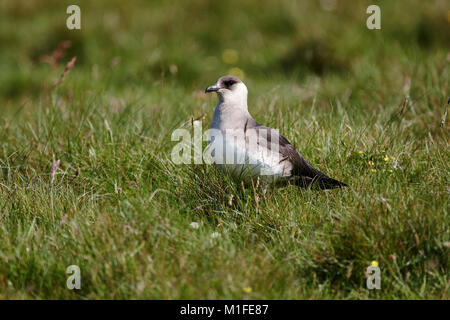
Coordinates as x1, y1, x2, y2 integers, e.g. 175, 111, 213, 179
0, 0, 449, 299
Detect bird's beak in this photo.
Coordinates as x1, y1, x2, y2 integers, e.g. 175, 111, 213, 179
205, 84, 220, 93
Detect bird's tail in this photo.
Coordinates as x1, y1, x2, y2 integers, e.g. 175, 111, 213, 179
315, 176, 347, 189
290, 172, 347, 189
312, 168, 347, 189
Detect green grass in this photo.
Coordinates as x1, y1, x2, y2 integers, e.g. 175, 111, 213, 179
0, 0, 449, 299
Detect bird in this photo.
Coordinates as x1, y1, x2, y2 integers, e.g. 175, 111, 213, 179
204, 75, 347, 190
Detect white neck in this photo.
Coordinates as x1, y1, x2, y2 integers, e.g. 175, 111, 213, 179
210, 83, 252, 130
219, 82, 248, 108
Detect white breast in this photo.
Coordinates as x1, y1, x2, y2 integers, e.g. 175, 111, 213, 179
206, 130, 293, 184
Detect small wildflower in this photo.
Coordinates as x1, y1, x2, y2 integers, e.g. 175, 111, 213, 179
243, 287, 252, 293
388, 169, 393, 173
59, 214, 68, 226
169, 64, 178, 74
368, 160, 374, 166
383, 157, 390, 162
371, 260, 379, 267
371, 169, 377, 172
358, 151, 364, 155
190, 222, 199, 229
51, 159, 61, 185
391, 156, 396, 161
89, 147, 96, 158
228, 194, 234, 206
211, 232, 220, 239
222, 49, 239, 64
228, 67, 245, 80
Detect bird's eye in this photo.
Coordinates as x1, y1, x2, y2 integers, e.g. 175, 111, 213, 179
225, 80, 235, 87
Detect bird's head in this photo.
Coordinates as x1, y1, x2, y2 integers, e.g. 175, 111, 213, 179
205, 75, 248, 106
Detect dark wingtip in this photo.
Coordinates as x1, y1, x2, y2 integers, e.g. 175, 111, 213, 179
334, 179, 348, 188
318, 177, 348, 189
338, 181, 348, 187
288, 175, 347, 189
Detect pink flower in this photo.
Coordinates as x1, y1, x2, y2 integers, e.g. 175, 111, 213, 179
51, 160, 61, 185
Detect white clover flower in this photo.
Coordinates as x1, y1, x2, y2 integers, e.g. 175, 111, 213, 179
211, 232, 220, 238
190, 222, 199, 229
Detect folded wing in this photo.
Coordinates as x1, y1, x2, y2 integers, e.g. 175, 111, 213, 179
252, 124, 347, 189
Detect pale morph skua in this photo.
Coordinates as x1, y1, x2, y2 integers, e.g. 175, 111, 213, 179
205, 75, 347, 189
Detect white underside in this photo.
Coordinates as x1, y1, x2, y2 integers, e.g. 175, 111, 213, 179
207, 88, 292, 184
205, 133, 293, 184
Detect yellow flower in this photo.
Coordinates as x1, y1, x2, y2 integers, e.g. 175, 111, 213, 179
391, 156, 396, 161
371, 169, 377, 172
371, 260, 379, 267
358, 151, 364, 155
383, 157, 390, 162
388, 169, 393, 173
243, 287, 252, 293
228, 67, 245, 80
169, 64, 178, 74
222, 49, 239, 64
368, 161, 374, 166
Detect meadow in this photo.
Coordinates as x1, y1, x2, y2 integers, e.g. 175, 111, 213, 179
0, 0, 448, 299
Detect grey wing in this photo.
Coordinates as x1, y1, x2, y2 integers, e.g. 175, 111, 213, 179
253, 125, 346, 188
